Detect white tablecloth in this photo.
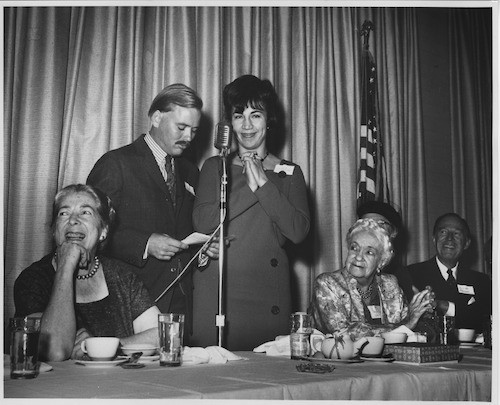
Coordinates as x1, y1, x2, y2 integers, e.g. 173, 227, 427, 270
4, 347, 492, 400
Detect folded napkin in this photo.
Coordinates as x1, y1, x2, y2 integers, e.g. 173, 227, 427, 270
183, 346, 246, 365
253, 335, 291, 357
253, 329, 326, 357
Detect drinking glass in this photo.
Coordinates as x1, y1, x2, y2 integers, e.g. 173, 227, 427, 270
158, 313, 184, 366
439, 316, 456, 345
10, 317, 41, 379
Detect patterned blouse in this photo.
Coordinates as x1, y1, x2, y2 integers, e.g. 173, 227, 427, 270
310, 267, 409, 340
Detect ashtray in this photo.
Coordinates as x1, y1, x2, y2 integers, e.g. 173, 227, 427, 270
296, 362, 335, 374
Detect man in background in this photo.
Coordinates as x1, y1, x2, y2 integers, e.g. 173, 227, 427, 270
408, 213, 491, 332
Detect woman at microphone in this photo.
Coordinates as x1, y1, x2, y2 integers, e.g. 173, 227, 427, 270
192, 75, 310, 350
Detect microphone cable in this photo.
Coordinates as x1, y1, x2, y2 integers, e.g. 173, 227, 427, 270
154, 221, 223, 304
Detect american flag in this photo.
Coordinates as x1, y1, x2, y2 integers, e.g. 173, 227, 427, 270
357, 21, 389, 206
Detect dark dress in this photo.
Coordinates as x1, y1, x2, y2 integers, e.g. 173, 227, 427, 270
14, 254, 154, 337
191, 156, 310, 350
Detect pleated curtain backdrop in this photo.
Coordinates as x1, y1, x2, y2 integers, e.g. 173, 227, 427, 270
3, 6, 492, 327
449, 9, 493, 259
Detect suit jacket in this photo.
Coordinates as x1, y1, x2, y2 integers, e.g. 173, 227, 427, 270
87, 135, 199, 334
408, 257, 491, 331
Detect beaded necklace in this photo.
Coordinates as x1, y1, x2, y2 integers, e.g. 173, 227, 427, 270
237, 151, 269, 162
356, 281, 375, 302
53, 253, 100, 280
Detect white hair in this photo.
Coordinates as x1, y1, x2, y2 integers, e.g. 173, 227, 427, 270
346, 218, 394, 267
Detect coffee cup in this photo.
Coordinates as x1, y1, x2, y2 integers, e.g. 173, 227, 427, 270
81, 337, 120, 361
456, 328, 476, 342
358, 336, 385, 356
381, 332, 408, 344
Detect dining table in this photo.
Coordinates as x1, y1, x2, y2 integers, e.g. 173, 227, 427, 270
3, 345, 493, 401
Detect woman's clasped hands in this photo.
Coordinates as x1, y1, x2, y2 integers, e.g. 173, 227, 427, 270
239, 152, 268, 192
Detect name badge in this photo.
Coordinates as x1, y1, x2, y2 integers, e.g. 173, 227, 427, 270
274, 164, 295, 175
367, 305, 382, 319
457, 284, 475, 295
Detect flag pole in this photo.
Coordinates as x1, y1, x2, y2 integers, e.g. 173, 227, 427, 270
360, 20, 374, 49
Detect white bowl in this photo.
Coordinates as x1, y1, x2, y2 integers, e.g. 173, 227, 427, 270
381, 332, 408, 344
121, 344, 158, 356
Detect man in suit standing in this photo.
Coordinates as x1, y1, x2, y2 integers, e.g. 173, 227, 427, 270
87, 84, 217, 340
408, 213, 491, 332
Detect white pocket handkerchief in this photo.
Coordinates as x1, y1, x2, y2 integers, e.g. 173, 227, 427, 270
185, 182, 195, 196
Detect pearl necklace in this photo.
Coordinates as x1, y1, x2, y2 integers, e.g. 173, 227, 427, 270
53, 253, 100, 280
238, 152, 269, 162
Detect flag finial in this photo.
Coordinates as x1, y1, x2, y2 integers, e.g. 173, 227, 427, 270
360, 20, 374, 48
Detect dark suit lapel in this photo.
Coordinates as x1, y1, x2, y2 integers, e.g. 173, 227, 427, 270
174, 158, 184, 216
431, 258, 445, 281
174, 158, 197, 217
133, 136, 176, 213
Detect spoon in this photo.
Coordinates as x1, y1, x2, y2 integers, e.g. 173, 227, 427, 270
120, 351, 145, 369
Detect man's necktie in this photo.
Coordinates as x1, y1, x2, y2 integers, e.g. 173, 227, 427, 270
165, 155, 176, 206
447, 268, 457, 290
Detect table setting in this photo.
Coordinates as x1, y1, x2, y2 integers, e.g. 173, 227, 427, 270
4, 311, 492, 401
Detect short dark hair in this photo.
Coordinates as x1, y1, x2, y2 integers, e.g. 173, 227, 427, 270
51, 184, 115, 240
148, 83, 203, 117
432, 212, 471, 240
223, 75, 279, 131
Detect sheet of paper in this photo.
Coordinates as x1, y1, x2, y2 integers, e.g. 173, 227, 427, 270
182, 232, 210, 245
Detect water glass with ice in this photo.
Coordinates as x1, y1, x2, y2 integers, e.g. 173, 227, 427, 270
158, 313, 184, 366
10, 317, 41, 379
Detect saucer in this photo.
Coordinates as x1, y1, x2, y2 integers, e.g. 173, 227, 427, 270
360, 355, 395, 362
459, 342, 482, 347
75, 357, 128, 368
125, 354, 160, 363
299, 356, 363, 364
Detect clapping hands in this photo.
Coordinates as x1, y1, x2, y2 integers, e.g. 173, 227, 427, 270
239, 152, 268, 192
406, 287, 435, 329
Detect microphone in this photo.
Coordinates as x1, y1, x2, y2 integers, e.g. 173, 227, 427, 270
214, 122, 232, 152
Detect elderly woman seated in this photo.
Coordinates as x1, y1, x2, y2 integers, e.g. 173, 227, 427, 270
310, 218, 432, 340
14, 184, 161, 361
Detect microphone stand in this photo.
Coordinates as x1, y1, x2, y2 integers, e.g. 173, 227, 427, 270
216, 147, 229, 347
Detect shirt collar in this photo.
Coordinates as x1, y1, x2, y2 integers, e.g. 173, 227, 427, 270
144, 132, 168, 166
436, 257, 458, 280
